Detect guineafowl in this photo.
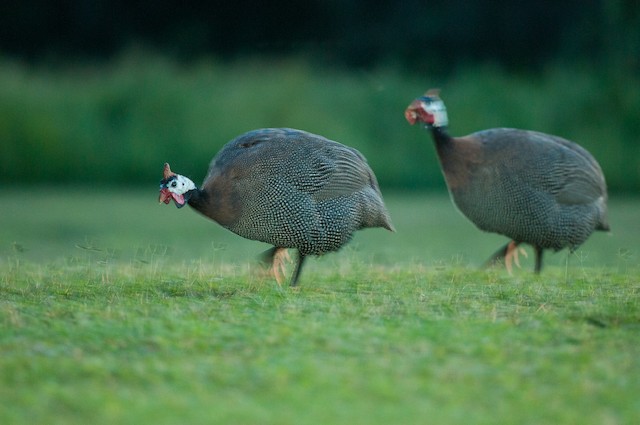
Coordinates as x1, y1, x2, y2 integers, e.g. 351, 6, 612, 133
405, 90, 609, 273
159, 128, 394, 286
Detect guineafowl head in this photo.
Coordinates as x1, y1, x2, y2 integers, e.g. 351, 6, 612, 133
405, 89, 448, 128
158, 163, 197, 208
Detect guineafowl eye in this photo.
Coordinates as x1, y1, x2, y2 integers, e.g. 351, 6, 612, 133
163, 174, 196, 195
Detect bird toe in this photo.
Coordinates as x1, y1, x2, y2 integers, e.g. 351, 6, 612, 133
271, 248, 292, 286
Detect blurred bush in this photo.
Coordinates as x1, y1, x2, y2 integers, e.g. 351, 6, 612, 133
0, 51, 638, 193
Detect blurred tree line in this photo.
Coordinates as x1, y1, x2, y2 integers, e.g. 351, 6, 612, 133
1, 0, 638, 74
0, 0, 638, 192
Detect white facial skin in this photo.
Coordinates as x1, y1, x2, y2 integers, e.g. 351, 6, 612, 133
165, 174, 196, 195
422, 98, 449, 127
160, 174, 196, 207
405, 96, 449, 128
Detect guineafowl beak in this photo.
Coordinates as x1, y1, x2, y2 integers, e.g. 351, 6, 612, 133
404, 99, 432, 126
159, 163, 178, 204
158, 185, 187, 208
158, 187, 173, 204
404, 100, 420, 125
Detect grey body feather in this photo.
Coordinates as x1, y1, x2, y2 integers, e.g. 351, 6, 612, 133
448, 128, 609, 252
198, 128, 394, 257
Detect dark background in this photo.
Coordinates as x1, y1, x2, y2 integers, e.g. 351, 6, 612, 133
1, 0, 637, 73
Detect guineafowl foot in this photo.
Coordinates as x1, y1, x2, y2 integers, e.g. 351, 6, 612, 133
484, 241, 527, 274
259, 247, 292, 285
483, 241, 524, 272
484, 243, 509, 269
272, 248, 292, 286
504, 241, 527, 274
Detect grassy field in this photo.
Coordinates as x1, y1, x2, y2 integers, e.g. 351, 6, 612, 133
1, 189, 639, 424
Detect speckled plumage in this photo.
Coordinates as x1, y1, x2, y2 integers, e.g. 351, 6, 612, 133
406, 92, 609, 272
444, 128, 609, 252
166, 128, 394, 285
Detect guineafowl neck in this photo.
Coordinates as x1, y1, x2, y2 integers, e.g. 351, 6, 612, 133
186, 188, 208, 212
185, 187, 237, 227
431, 126, 453, 149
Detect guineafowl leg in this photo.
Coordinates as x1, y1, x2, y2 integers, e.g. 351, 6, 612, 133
260, 247, 279, 264
504, 241, 527, 274
260, 247, 292, 285
533, 246, 544, 274
483, 242, 512, 268
272, 248, 292, 285
484, 241, 527, 273
289, 252, 307, 287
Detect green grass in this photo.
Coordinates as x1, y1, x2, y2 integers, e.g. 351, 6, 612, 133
1, 190, 639, 424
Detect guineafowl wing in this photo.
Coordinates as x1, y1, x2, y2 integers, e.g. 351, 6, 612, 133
544, 134, 608, 206
476, 129, 606, 207
309, 145, 379, 202
206, 128, 378, 199
554, 165, 606, 205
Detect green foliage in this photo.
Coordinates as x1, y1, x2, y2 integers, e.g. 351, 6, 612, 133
1, 190, 639, 424
0, 53, 638, 192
